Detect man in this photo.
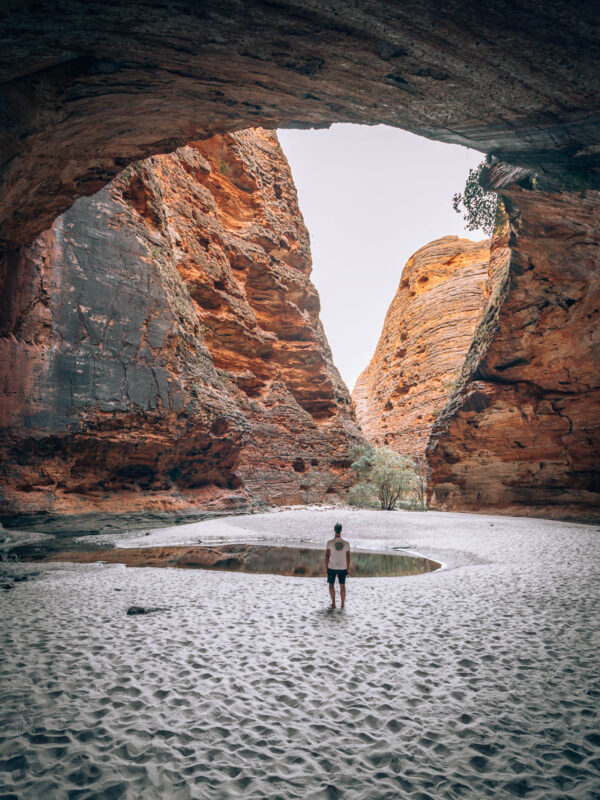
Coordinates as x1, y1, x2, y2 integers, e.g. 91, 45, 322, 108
325, 522, 350, 609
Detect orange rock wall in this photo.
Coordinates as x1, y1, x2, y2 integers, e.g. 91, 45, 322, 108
352, 236, 493, 460
427, 173, 600, 520
0, 130, 362, 521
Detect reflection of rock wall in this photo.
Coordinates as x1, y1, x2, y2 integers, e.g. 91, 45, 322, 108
352, 236, 493, 460
428, 171, 600, 521
0, 129, 362, 520
41, 543, 440, 578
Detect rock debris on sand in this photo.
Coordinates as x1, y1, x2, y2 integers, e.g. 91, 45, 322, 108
0, 509, 599, 799
126, 606, 170, 616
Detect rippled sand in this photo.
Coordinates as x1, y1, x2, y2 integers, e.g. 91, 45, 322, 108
1, 509, 599, 799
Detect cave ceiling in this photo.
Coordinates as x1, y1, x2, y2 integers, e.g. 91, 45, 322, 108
1, 0, 599, 251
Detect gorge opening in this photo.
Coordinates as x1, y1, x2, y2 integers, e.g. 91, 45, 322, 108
1, 121, 598, 526
278, 124, 487, 392
1, 1, 598, 525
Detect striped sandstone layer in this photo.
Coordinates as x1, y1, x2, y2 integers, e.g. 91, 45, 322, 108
352, 236, 493, 461
2, 1, 599, 251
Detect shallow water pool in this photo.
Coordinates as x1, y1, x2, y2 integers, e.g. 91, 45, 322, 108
35, 542, 441, 577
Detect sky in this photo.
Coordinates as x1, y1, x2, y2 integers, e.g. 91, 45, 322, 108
277, 124, 486, 392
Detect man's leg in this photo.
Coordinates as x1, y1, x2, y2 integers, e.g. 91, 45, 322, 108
327, 570, 336, 608
339, 570, 347, 608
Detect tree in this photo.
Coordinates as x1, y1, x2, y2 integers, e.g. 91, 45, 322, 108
349, 444, 416, 510
410, 455, 428, 508
452, 160, 503, 237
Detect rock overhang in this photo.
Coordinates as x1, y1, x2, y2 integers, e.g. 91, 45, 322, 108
1, 0, 599, 251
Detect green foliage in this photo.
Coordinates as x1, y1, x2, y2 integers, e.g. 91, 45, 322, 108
348, 482, 379, 509
396, 500, 427, 511
350, 444, 416, 511
452, 160, 502, 237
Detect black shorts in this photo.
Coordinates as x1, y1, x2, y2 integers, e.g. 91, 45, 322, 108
327, 568, 347, 585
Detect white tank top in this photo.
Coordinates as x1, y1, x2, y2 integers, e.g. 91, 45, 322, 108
327, 537, 350, 569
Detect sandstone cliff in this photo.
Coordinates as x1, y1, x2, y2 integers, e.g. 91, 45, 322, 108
0, 129, 361, 522
353, 172, 599, 522
353, 236, 493, 460
427, 172, 600, 521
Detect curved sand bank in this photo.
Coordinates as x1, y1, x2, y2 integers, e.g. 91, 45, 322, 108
1, 509, 599, 799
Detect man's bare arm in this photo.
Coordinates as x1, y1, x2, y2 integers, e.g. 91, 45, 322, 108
346, 549, 350, 573
326, 547, 330, 569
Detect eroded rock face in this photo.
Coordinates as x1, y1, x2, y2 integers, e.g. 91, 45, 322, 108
0, 129, 361, 519
1, 1, 598, 521
353, 182, 599, 521
352, 236, 494, 461
427, 174, 600, 520
1, 0, 599, 250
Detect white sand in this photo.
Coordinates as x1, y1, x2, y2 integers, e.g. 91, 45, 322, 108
1, 509, 599, 799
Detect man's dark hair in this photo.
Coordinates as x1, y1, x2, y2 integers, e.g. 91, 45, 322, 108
334, 523, 342, 534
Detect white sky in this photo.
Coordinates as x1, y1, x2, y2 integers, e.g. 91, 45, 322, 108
277, 124, 486, 392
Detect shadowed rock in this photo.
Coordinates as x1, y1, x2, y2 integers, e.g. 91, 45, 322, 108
126, 605, 169, 616
0, 130, 362, 520
1, 0, 599, 250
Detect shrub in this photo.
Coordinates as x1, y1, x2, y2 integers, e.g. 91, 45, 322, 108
411, 455, 428, 508
350, 444, 416, 510
396, 500, 427, 511
452, 160, 505, 237
348, 482, 379, 508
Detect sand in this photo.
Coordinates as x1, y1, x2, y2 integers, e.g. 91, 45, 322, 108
1, 508, 599, 799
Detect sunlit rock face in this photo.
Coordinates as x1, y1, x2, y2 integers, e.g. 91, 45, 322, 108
1, 0, 599, 251
0, 129, 361, 520
352, 236, 493, 461
428, 171, 600, 521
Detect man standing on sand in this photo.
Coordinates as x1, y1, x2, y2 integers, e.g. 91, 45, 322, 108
325, 522, 350, 609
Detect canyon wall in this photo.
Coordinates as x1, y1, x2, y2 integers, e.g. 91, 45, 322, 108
352, 236, 494, 461
0, 129, 362, 522
353, 172, 599, 521
427, 173, 600, 521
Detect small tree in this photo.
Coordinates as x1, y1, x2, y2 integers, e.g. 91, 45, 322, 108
350, 444, 415, 510
411, 455, 428, 509
452, 160, 503, 237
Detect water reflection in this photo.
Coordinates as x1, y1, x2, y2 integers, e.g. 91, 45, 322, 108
180, 544, 440, 577
32, 542, 441, 577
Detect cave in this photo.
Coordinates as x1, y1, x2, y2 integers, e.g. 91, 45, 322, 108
1, 0, 599, 524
